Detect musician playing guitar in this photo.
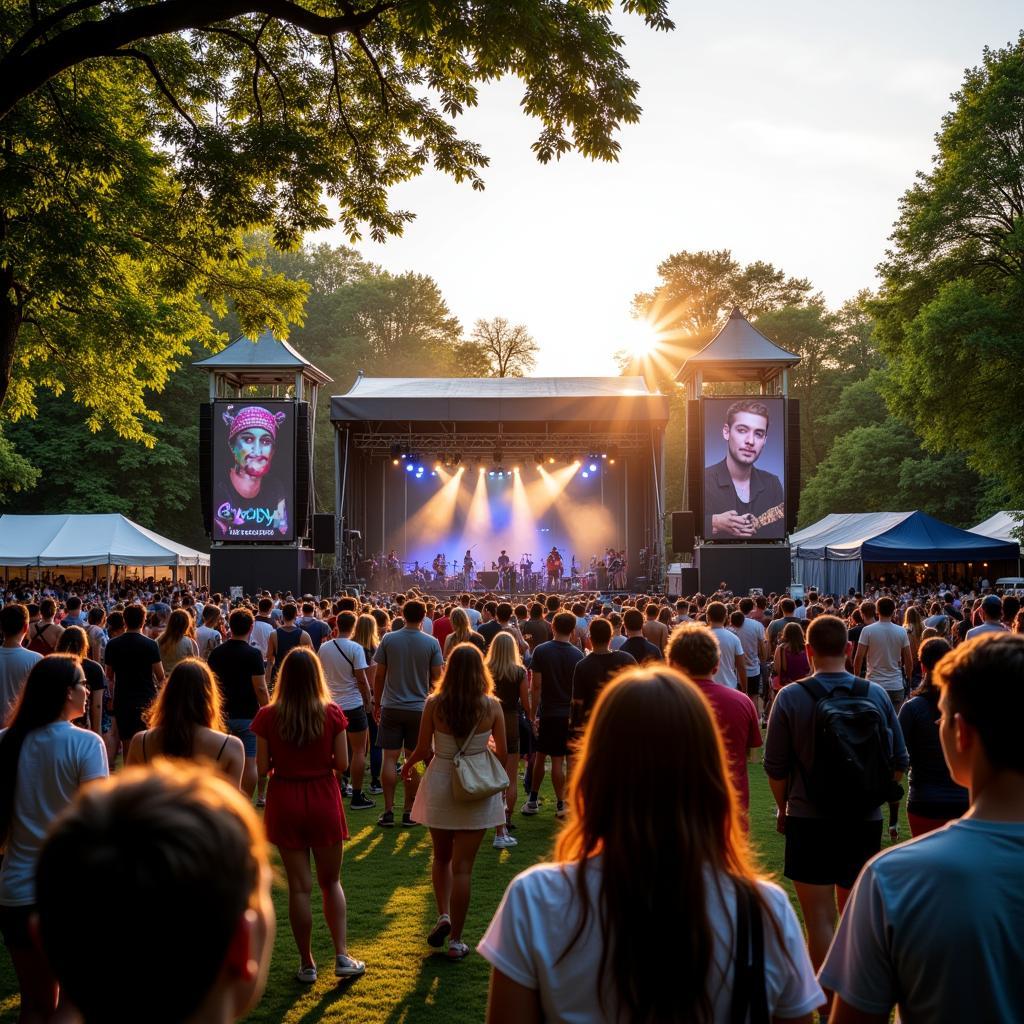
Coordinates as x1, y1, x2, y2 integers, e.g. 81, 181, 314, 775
545, 547, 564, 591
462, 549, 475, 587
703, 399, 785, 539
432, 553, 447, 581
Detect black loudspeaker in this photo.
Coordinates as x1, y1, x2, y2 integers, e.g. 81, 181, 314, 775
313, 513, 335, 554
671, 511, 695, 553
595, 565, 608, 588
294, 402, 311, 539
786, 398, 801, 533
300, 568, 326, 597
198, 403, 213, 536
679, 567, 700, 595
687, 400, 703, 536
476, 571, 499, 589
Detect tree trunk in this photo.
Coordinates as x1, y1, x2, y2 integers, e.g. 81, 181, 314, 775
0, 270, 23, 412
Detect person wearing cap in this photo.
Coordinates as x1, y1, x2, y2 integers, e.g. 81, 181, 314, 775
215, 405, 291, 540
965, 595, 1009, 641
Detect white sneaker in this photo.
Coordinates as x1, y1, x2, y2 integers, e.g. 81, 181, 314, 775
521, 800, 539, 816
493, 834, 518, 849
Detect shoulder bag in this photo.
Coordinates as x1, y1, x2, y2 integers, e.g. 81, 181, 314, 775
450, 707, 509, 803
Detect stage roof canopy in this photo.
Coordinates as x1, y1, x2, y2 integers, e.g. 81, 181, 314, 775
0, 514, 209, 567
792, 511, 1019, 563
330, 375, 669, 426
676, 308, 800, 384
970, 511, 1022, 545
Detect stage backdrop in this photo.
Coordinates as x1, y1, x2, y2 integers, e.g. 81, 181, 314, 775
212, 400, 296, 542
702, 396, 786, 541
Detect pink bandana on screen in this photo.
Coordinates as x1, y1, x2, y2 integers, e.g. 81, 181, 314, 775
223, 405, 286, 440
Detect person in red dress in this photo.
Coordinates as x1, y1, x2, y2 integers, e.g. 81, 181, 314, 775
252, 647, 366, 983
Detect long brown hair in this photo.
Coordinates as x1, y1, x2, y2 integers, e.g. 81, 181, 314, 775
434, 643, 492, 738
271, 647, 331, 746
781, 620, 805, 654
556, 667, 764, 1023
144, 658, 225, 758
158, 609, 194, 656
448, 607, 474, 645
353, 613, 379, 651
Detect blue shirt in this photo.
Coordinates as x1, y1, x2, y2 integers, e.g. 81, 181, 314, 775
820, 818, 1024, 1021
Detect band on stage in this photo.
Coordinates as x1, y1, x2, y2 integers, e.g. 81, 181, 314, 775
363, 546, 628, 592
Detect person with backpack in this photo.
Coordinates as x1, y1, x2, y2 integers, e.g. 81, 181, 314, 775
763, 614, 908, 971
820, 633, 1024, 1022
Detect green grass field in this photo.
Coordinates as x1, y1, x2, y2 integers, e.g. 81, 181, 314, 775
0, 766, 908, 1022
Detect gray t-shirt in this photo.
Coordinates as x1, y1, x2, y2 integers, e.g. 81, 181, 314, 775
763, 672, 909, 820
734, 617, 766, 676
820, 818, 1024, 1021
964, 621, 1008, 641
857, 620, 910, 692
373, 627, 443, 711
0, 646, 42, 721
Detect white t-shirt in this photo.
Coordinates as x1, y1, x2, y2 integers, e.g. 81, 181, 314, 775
319, 637, 369, 710
0, 646, 42, 720
248, 620, 274, 658
464, 606, 482, 628
479, 861, 823, 1023
735, 617, 766, 676
965, 621, 1008, 641
0, 721, 109, 906
857, 620, 910, 692
196, 625, 222, 660
711, 627, 744, 689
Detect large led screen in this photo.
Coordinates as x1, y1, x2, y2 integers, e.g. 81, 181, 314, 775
212, 400, 295, 542
702, 396, 786, 541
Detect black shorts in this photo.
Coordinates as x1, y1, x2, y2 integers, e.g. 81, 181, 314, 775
0, 904, 34, 949
784, 816, 882, 890
746, 674, 762, 697
377, 707, 421, 751
343, 704, 369, 733
536, 716, 570, 757
114, 705, 147, 743
502, 711, 520, 755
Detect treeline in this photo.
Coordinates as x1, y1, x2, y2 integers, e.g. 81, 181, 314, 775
1, 244, 536, 547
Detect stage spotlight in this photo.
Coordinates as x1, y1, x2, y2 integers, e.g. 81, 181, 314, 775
405, 463, 414, 473
392, 458, 400, 466
547, 456, 556, 464
582, 470, 590, 479
589, 462, 598, 472
430, 470, 437, 477
434, 461, 442, 471
512, 465, 520, 473
601, 453, 607, 459
488, 470, 495, 478
608, 457, 616, 465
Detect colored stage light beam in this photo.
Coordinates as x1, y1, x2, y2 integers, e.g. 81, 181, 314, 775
461, 463, 492, 545
402, 465, 463, 541
509, 463, 545, 555
530, 462, 579, 517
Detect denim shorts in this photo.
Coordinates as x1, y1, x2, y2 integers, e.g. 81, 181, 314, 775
227, 717, 257, 758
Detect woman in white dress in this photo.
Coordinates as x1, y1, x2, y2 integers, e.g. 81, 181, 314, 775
402, 643, 507, 959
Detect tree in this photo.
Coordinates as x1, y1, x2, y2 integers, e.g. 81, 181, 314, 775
469, 317, 538, 377
873, 34, 1024, 502
632, 249, 814, 361
0, 0, 673, 440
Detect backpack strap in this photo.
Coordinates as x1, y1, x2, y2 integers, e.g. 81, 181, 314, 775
332, 639, 356, 672
796, 677, 828, 703
850, 678, 870, 698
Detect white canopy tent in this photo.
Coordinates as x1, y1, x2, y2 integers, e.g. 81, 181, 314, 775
0, 515, 209, 584
970, 511, 1022, 545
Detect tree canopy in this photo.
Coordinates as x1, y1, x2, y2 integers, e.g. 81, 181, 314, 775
874, 33, 1024, 503
469, 317, 539, 378
0, 0, 672, 455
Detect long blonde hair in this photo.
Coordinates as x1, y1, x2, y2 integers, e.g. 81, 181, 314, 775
435, 644, 493, 737
271, 648, 331, 746
353, 613, 379, 651
486, 631, 522, 683
158, 609, 194, 656
448, 607, 473, 644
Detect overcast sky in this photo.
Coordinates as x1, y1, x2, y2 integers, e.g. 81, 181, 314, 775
312, 1, 1022, 376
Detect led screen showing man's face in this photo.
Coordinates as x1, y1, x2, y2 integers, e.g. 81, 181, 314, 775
212, 402, 295, 542
702, 397, 786, 541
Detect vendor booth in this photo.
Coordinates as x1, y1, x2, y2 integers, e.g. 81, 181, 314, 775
0, 514, 210, 586
791, 511, 1019, 594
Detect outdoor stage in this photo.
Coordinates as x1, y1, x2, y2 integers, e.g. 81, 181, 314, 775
330, 376, 669, 591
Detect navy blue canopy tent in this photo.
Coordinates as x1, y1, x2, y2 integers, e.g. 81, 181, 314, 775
791, 511, 1020, 593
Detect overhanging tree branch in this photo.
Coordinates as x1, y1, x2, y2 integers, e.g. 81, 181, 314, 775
106, 47, 199, 131
0, 0, 404, 121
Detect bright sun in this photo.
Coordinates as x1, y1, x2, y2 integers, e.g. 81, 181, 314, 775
623, 318, 661, 358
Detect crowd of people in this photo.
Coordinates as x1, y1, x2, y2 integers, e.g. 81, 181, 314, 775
0, 577, 1022, 1022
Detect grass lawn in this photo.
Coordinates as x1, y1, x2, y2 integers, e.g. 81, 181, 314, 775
0, 765, 909, 1022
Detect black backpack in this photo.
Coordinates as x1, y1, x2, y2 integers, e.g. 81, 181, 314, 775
797, 676, 894, 817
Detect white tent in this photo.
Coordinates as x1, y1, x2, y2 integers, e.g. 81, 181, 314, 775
0, 515, 209, 573
970, 511, 1022, 545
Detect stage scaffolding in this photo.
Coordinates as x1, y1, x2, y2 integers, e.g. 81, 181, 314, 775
330, 376, 670, 591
